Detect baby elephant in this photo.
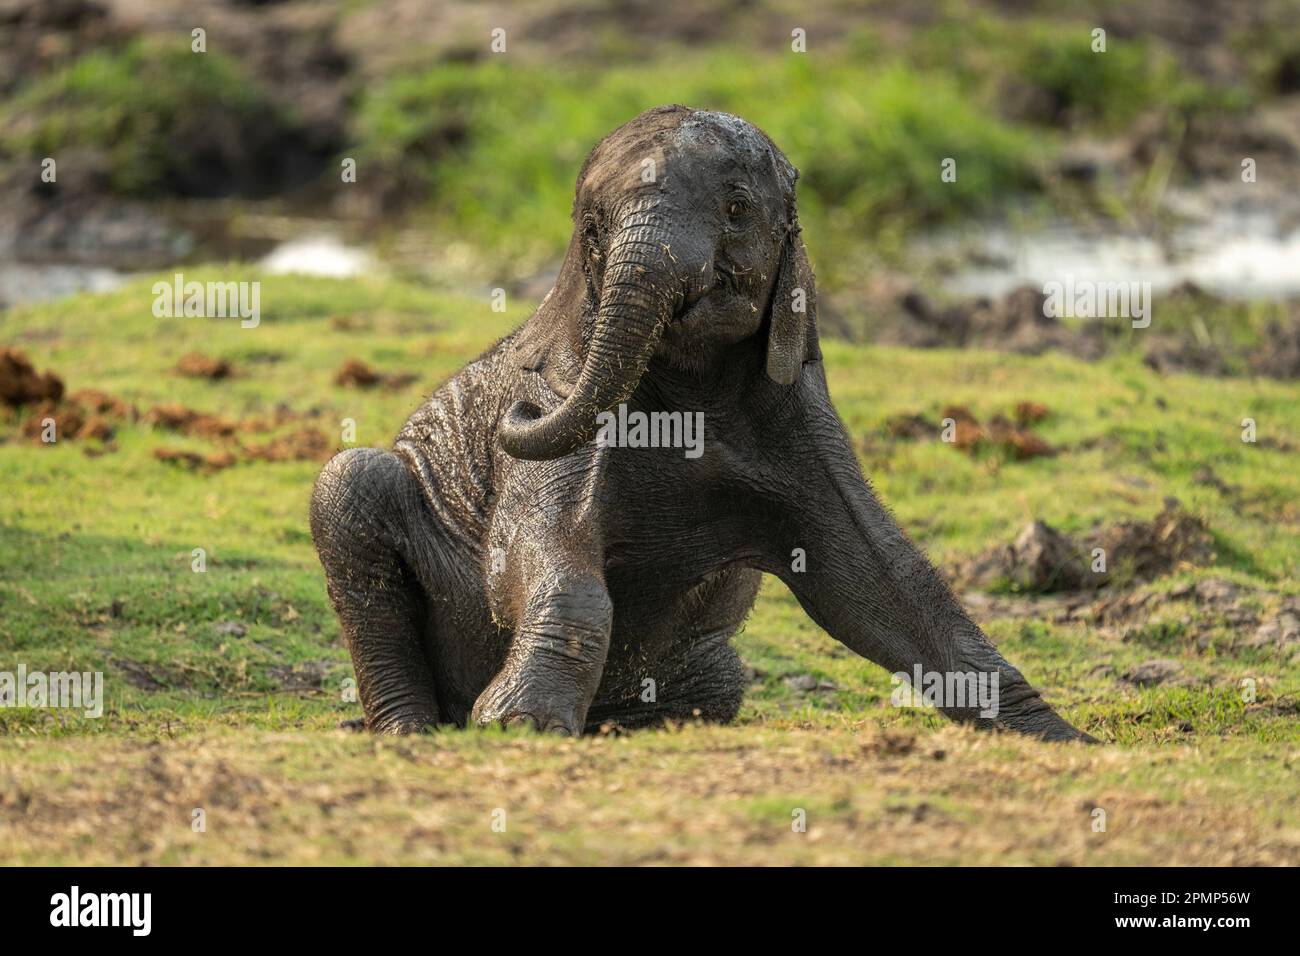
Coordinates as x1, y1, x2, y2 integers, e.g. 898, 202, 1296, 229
311, 105, 1092, 741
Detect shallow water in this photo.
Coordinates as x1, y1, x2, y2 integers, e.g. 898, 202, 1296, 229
0, 233, 376, 309
934, 193, 1300, 301
258, 233, 376, 278
0, 262, 127, 309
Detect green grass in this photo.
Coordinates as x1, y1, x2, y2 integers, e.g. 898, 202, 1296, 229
0, 38, 279, 196
909, 13, 1242, 128
356, 51, 1046, 283
1, 272, 1298, 863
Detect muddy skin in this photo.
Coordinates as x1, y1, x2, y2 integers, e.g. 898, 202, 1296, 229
310, 105, 1093, 742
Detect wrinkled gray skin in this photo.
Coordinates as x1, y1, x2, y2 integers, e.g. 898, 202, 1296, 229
311, 105, 1093, 742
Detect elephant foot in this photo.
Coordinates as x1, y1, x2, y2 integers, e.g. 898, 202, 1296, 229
368, 712, 441, 736
991, 695, 1099, 744
471, 677, 585, 736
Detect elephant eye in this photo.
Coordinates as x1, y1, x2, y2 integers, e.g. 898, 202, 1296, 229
726, 199, 746, 219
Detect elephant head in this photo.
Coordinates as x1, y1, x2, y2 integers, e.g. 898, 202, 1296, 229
499, 105, 820, 461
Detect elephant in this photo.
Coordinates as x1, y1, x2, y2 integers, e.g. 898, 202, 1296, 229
310, 104, 1093, 742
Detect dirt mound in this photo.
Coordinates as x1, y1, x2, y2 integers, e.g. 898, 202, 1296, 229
942, 404, 1055, 460
956, 405, 1055, 463
19, 400, 83, 442
244, 428, 334, 463
885, 402, 1055, 460
153, 447, 239, 472
143, 400, 334, 471
334, 358, 418, 391
956, 519, 1091, 592
884, 412, 933, 440
334, 358, 381, 388
0, 347, 64, 406
1014, 401, 1049, 425
148, 404, 334, 470
1092, 499, 1216, 583
954, 499, 1214, 592
873, 284, 1106, 360
144, 404, 240, 439
1245, 599, 1300, 656
176, 353, 233, 380
12, 376, 135, 445
1248, 314, 1300, 379
69, 388, 132, 419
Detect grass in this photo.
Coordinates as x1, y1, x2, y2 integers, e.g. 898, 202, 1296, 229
356, 51, 1044, 280
0, 38, 279, 196
1, 271, 1299, 864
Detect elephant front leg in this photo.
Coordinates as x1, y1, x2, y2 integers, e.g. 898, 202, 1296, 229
772, 404, 1093, 742
472, 569, 613, 735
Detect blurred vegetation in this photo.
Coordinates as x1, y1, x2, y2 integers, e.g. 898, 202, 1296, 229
350, 16, 1248, 278
0, 38, 279, 196
356, 49, 1045, 277
0, 5, 1261, 281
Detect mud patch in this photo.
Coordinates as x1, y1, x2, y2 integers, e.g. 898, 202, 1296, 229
334, 357, 418, 391
243, 428, 334, 464
0, 347, 63, 406
855, 279, 1300, 382
15, 382, 136, 446
153, 447, 239, 473
942, 404, 1055, 460
144, 404, 240, 439
965, 572, 1296, 661
146, 402, 334, 471
176, 353, 233, 380
872, 284, 1107, 360
953, 498, 1214, 592
887, 402, 1055, 460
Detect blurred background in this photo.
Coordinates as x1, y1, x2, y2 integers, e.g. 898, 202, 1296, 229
3, 0, 1300, 373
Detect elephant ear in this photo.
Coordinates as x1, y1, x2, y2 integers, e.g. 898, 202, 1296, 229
765, 227, 820, 386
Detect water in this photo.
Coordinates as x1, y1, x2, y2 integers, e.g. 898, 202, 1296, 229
258, 234, 376, 278
0, 232, 376, 309
0, 262, 127, 310
935, 193, 1300, 301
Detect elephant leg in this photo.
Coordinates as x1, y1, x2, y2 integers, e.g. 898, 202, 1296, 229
772, 399, 1092, 742
310, 447, 442, 734
471, 566, 613, 736
585, 567, 759, 730
586, 632, 748, 731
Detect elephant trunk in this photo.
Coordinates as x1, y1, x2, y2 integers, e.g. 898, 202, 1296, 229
498, 212, 682, 461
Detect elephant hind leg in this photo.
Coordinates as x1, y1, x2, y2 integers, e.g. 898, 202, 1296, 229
310, 447, 441, 734
586, 630, 749, 732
